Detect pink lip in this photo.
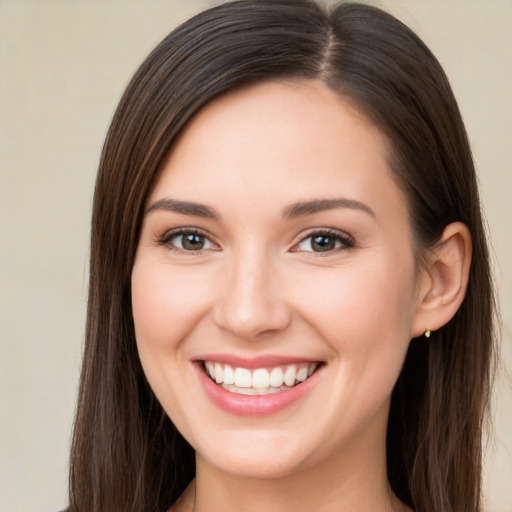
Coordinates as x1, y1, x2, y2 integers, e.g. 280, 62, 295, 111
194, 360, 323, 417
194, 353, 319, 369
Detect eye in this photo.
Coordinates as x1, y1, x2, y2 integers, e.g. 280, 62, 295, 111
159, 229, 219, 252
293, 230, 354, 254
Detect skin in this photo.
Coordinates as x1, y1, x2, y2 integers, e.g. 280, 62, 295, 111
131, 80, 471, 512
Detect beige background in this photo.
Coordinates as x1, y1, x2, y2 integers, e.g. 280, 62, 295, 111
0, 1, 510, 511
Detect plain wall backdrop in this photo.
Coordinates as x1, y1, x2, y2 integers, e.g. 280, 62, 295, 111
0, 1, 510, 511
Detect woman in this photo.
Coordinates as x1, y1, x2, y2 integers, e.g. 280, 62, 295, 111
68, 1, 496, 511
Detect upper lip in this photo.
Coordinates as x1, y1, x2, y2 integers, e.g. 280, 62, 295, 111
193, 354, 322, 369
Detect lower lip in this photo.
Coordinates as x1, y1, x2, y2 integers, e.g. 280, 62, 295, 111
195, 363, 322, 416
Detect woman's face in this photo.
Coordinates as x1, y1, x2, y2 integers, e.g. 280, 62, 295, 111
132, 80, 427, 479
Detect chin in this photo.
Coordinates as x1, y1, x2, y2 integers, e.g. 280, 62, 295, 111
203, 452, 307, 480
195, 430, 312, 479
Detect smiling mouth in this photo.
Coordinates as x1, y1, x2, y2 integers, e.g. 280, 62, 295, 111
203, 361, 320, 396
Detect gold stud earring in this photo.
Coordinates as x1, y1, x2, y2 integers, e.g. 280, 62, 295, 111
424, 329, 431, 338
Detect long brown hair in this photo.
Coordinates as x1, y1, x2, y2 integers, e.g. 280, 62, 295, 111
68, 1, 496, 511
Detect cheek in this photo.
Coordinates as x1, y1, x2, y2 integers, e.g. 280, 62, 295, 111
291, 258, 417, 430
292, 254, 417, 363
131, 258, 213, 356
130, 258, 215, 435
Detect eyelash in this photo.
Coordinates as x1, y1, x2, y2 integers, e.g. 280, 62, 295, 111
157, 227, 355, 255
292, 228, 355, 255
157, 228, 219, 254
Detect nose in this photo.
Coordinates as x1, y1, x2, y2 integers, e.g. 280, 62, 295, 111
213, 248, 291, 339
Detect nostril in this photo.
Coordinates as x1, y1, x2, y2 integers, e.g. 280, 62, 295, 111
211, 267, 291, 338
212, 302, 291, 338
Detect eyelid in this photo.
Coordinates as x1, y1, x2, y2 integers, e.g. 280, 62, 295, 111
289, 227, 355, 254
157, 227, 221, 253
155, 226, 354, 255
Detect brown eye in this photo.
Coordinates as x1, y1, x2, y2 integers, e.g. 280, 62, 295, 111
181, 233, 206, 250
295, 230, 354, 254
310, 235, 336, 252
162, 230, 218, 252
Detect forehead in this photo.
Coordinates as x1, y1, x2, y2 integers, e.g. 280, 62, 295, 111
150, 80, 408, 227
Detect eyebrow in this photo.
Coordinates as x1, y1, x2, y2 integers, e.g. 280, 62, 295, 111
283, 198, 375, 219
146, 198, 220, 219
145, 197, 375, 221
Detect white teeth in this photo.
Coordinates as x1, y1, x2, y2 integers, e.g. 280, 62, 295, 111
296, 366, 308, 383
252, 368, 270, 388
214, 362, 223, 384
269, 367, 284, 387
233, 387, 256, 395
206, 362, 215, 379
222, 384, 290, 395
223, 364, 235, 385
204, 361, 319, 391
234, 367, 252, 388
284, 365, 297, 386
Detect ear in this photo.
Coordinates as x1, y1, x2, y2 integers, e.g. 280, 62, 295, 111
411, 222, 472, 338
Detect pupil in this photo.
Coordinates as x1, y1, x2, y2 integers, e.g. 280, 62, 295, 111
183, 233, 204, 250
312, 235, 334, 252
